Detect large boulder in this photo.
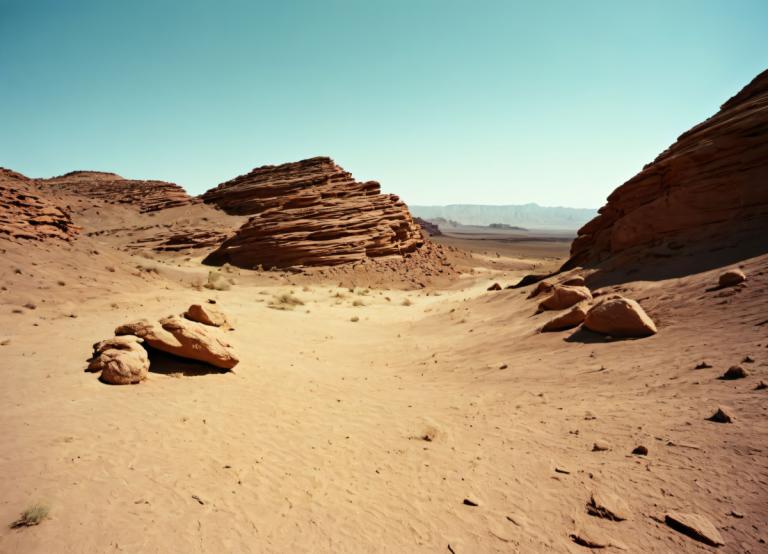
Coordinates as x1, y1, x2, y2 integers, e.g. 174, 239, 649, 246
584, 296, 657, 338
539, 285, 592, 311
184, 304, 227, 327
116, 317, 238, 369
88, 335, 149, 385
541, 302, 588, 332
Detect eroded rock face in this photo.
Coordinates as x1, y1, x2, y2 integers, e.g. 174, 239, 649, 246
39, 171, 193, 213
565, 69, 768, 269
115, 317, 238, 369
88, 336, 149, 385
0, 168, 79, 242
583, 296, 657, 338
200, 157, 425, 268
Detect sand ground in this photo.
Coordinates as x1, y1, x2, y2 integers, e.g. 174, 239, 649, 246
0, 231, 766, 553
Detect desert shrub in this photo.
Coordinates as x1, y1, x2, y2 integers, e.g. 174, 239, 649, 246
204, 270, 231, 291
11, 503, 49, 528
268, 293, 304, 310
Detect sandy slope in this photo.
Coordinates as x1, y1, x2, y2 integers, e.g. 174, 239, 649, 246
0, 235, 766, 553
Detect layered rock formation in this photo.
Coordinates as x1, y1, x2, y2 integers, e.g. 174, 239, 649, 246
201, 157, 425, 268
40, 171, 193, 213
0, 168, 78, 241
566, 69, 768, 269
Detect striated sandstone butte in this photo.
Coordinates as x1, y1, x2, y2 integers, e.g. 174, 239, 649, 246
0, 168, 78, 241
565, 69, 768, 269
39, 170, 193, 213
201, 157, 426, 268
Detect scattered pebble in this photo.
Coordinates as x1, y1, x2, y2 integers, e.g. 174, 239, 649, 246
592, 441, 611, 452
755, 381, 767, 390
463, 498, 479, 507
694, 361, 712, 369
631, 445, 648, 456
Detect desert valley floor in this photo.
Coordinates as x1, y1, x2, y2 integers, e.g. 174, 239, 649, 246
0, 216, 766, 553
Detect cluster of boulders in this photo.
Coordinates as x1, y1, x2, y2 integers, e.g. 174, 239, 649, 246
87, 303, 238, 385
529, 275, 657, 338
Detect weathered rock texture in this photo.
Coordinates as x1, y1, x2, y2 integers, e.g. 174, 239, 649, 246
566, 69, 768, 269
201, 157, 425, 268
40, 171, 193, 213
115, 317, 238, 369
88, 335, 149, 385
0, 168, 79, 241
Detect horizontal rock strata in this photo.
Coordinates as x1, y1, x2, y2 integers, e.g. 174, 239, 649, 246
0, 168, 79, 241
566, 69, 768, 268
40, 170, 193, 213
201, 157, 425, 268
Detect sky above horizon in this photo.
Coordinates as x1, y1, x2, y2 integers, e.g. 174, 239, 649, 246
1, 1, 766, 208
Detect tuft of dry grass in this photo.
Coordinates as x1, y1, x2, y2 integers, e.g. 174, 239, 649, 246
11, 503, 49, 528
268, 293, 305, 310
204, 270, 232, 291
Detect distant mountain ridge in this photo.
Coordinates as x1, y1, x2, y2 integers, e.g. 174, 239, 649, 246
410, 203, 597, 230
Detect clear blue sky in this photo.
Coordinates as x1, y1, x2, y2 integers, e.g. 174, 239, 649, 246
1, 1, 766, 208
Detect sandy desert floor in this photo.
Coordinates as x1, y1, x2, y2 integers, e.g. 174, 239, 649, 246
0, 227, 766, 553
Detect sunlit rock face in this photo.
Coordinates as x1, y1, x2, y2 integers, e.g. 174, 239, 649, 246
566, 69, 768, 269
201, 156, 425, 269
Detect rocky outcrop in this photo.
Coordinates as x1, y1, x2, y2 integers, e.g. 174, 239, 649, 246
0, 168, 79, 241
40, 171, 193, 213
566, 69, 768, 269
200, 157, 425, 268
115, 316, 238, 369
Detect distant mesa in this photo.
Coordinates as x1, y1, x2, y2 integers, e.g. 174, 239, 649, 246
0, 168, 78, 241
565, 68, 768, 270
488, 222, 527, 231
414, 217, 442, 236
201, 156, 426, 269
39, 170, 193, 213
410, 204, 596, 230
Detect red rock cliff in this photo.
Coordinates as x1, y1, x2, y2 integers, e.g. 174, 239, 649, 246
0, 168, 78, 241
565, 69, 768, 269
200, 157, 425, 268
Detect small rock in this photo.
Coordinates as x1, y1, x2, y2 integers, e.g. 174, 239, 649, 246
463, 498, 479, 507
694, 362, 713, 369
587, 488, 631, 521
718, 268, 746, 288
592, 441, 611, 452
487, 282, 502, 291
741, 355, 754, 363
708, 406, 734, 423
541, 302, 588, 332
728, 510, 744, 519
755, 381, 767, 390
184, 304, 228, 327
631, 445, 648, 456
665, 512, 725, 547
499, 363, 508, 370
720, 366, 747, 380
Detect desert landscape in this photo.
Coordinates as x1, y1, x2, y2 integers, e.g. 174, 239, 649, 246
0, 61, 766, 554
